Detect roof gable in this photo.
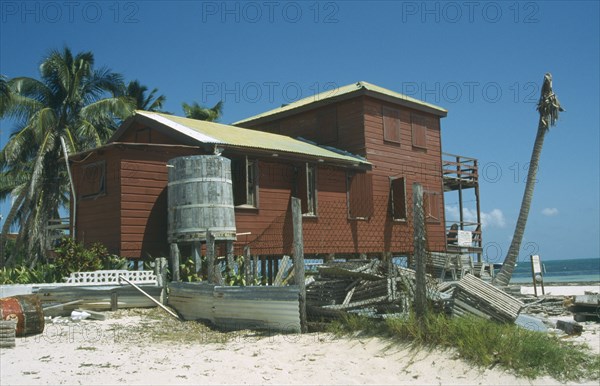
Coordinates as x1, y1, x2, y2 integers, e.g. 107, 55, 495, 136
109, 111, 369, 167
233, 81, 447, 126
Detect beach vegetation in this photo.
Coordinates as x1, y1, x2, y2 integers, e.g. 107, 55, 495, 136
328, 312, 600, 381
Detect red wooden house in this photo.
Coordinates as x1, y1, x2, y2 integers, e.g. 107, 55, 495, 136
68, 81, 481, 263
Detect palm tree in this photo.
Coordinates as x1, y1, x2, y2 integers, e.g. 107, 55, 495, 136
0, 74, 10, 115
182, 100, 223, 121
123, 80, 166, 112
493, 73, 564, 286
0, 47, 133, 266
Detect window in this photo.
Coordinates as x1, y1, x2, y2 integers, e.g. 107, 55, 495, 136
411, 113, 428, 149
383, 106, 402, 144
424, 191, 441, 222
390, 177, 407, 221
80, 161, 106, 199
297, 163, 318, 216
347, 172, 374, 220
232, 157, 258, 208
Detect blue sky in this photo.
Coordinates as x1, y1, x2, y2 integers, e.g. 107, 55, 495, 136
1, 0, 598, 263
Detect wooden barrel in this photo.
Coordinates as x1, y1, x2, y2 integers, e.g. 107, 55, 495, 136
0, 294, 45, 336
168, 155, 237, 242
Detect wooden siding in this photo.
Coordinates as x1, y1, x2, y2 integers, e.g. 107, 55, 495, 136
362, 96, 446, 251
73, 93, 448, 260
73, 153, 120, 254
240, 95, 448, 254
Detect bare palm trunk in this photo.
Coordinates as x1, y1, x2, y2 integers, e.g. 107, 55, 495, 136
493, 122, 546, 286
493, 73, 563, 286
0, 189, 26, 267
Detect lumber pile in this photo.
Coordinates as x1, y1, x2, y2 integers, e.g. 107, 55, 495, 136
306, 260, 441, 319
520, 296, 571, 317
451, 274, 523, 323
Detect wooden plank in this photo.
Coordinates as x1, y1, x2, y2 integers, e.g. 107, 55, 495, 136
273, 255, 291, 286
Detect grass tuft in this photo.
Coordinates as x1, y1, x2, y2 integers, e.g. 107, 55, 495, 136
328, 312, 599, 381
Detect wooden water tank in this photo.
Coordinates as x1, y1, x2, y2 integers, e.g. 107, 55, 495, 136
167, 155, 236, 243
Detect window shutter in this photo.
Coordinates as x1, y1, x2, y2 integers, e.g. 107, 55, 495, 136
232, 158, 246, 206
297, 164, 309, 213
383, 106, 401, 143
411, 113, 428, 148
424, 191, 440, 222
348, 172, 374, 219
80, 161, 106, 198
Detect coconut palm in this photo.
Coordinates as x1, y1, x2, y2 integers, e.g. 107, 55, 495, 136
182, 100, 223, 121
493, 73, 564, 286
123, 80, 166, 112
0, 47, 133, 266
0, 74, 10, 115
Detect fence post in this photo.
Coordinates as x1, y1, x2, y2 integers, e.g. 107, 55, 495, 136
155, 257, 168, 304
291, 197, 307, 333
244, 245, 252, 285
226, 240, 235, 275
413, 183, 427, 320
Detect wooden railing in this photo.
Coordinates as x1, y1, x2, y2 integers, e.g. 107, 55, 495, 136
442, 152, 478, 184
445, 221, 482, 249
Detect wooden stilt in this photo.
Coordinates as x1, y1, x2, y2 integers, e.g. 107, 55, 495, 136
206, 232, 215, 284
170, 243, 181, 282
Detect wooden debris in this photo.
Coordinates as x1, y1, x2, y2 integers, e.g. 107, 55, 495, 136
556, 319, 583, 335
36, 285, 161, 311
569, 294, 599, 322
451, 274, 523, 323
0, 320, 16, 348
305, 260, 440, 320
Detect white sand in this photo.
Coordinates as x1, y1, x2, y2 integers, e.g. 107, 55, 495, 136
1, 311, 598, 386
520, 284, 600, 296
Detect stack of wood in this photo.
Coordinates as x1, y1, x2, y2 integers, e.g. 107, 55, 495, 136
569, 294, 600, 322
451, 274, 524, 323
0, 320, 16, 348
306, 260, 440, 320
520, 296, 571, 317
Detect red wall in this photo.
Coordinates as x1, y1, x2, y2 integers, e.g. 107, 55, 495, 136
73, 95, 448, 260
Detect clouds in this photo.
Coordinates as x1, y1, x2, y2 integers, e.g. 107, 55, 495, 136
445, 206, 506, 229
541, 208, 559, 216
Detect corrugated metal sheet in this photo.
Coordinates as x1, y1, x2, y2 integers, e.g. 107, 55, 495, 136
127, 111, 369, 166
233, 81, 447, 125
33, 285, 161, 311
167, 282, 215, 322
168, 283, 300, 333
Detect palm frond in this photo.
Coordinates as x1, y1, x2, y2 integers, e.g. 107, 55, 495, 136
537, 73, 564, 131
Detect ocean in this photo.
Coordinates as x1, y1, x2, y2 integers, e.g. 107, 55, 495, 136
304, 257, 600, 284
505, 257, 600, 284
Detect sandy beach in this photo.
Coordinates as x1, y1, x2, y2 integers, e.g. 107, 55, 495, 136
1, 285, 599, 386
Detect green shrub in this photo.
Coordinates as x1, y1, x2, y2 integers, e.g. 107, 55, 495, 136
52, 237, 128, 279
329, 312, 600, 381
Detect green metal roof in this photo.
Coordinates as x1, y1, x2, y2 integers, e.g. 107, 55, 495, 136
233, 81, 447, 125
115, 111, 369, 166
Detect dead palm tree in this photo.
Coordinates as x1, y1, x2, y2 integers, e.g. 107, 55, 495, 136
493, 73, 564, 286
